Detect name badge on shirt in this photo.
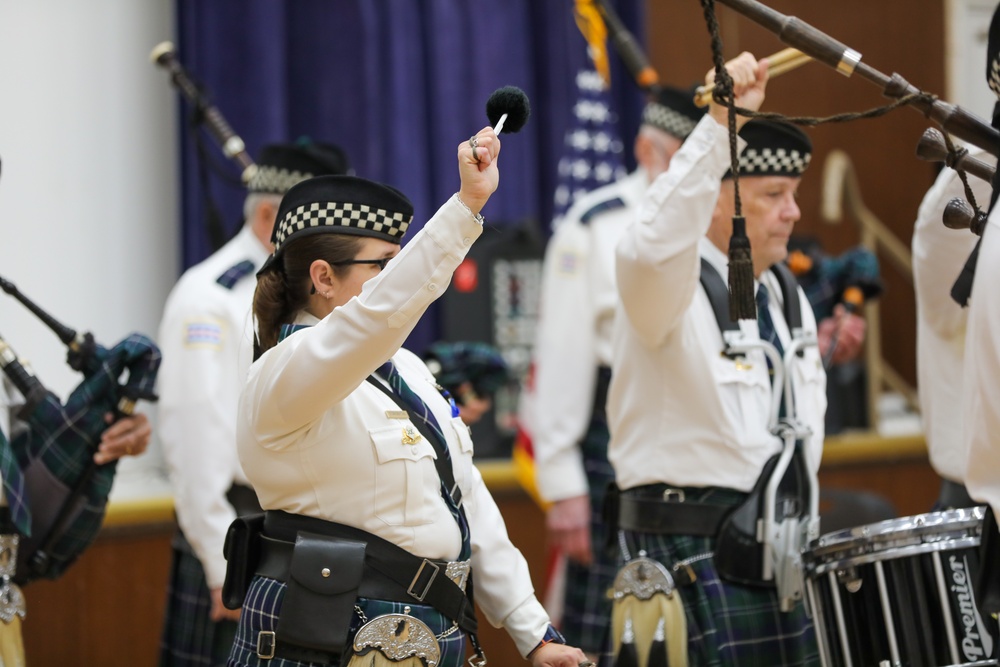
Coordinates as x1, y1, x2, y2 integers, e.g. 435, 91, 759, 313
385, 410, 409, 420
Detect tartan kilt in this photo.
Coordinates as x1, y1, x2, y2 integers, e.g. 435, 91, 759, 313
227, 576, 468, 667
561, 412, 617, 654
160, 546, 238, 667
602, 514, 820, 667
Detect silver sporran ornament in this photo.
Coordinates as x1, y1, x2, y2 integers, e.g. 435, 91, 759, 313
348, 609, 441, 667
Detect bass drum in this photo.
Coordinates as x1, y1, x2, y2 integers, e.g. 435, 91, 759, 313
804, 507, 999, 667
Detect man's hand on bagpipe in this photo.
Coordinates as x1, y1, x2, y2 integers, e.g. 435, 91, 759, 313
94, 411, 152, 465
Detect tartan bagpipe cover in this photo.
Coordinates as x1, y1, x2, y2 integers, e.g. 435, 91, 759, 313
11, 332, 160, 583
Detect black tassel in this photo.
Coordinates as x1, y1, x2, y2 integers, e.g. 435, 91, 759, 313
614, 616, 640, 667
950, 238, 981, 307
728, 215, 756, 320
647, 618, 669, 667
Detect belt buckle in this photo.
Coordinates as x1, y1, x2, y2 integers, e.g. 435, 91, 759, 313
256, 630, 276, 659
663, 488, 685, 503
407, 559, 440, 602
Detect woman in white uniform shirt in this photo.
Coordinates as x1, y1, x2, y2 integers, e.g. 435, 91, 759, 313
225, 129, 586, 667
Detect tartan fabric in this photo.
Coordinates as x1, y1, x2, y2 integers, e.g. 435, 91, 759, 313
12, 332, 160, 578
228, 577, 467, 667
160, 546, 238, 666
423, 341, 509, 397
561, 409, 616, 654
602, 491, 819, 667
378, 360, 471, 561
0, 428, 29, 534
756, 285, 784, 362
792, 246, 881, 321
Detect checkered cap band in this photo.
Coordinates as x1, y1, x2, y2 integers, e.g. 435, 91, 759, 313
990, 56, 1000, 100
641, 103, 698, 140
248, 165, 315, 195
273, 200, 412, 251
738, 147, 811, 177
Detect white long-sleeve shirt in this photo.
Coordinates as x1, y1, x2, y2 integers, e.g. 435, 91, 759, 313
238, 195, 552, 657
912, 148, 994, 483
608, 115, 826, 493
157, 224, 269, 588
963, 186, 1000, 528
531, 169, 647, 502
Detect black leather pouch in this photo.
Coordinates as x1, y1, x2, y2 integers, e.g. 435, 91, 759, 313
715, 449, 809, 587
276, 531, 367, 653
222, 512, 265, 609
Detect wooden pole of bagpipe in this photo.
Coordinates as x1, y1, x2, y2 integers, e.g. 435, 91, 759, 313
149, 41, 258, 184
0, 275, 99, 375
0, 274, 109, 381
916, 127, 996, 184
915, 128, 995, 236
712, 0, 1000, 157
590, 0, 661, 93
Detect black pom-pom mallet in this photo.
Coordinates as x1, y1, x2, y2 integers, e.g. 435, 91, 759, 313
486, 86, 531, 134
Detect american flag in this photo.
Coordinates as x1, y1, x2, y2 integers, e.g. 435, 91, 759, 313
551, 66, 628, 222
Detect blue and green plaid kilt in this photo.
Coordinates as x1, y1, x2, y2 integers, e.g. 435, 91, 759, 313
227, 576, 467, 667
561, 409, 617, 654
160, 545, 238, 666
601, 488, 820, 667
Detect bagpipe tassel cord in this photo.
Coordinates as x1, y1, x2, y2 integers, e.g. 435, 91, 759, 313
727, 216, 756, 320
700, 0, 756, 320
612, 594, 688, 667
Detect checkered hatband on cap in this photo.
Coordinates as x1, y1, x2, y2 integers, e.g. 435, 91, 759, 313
258, 174, 415, 275
725, 119, 813, 179
248, 141, 351, 195
640, 86, 706, 140
738, 147, 812, 176
248, 166, 314, 195
273, 200, 411, 254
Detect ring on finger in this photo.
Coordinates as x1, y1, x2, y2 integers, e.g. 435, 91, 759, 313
468, 135, 479, 149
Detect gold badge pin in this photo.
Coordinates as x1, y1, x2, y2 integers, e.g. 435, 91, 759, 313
402, 425, 422, 444
385, 410, 409, 420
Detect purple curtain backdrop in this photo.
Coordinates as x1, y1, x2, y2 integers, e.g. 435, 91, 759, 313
173, 0, 646, 351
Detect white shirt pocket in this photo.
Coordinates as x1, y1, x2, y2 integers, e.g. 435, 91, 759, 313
713, 352, 774, 449
369, 423, 437, 527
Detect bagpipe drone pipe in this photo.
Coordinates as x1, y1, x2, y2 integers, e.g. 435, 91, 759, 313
0, 275, 160, 583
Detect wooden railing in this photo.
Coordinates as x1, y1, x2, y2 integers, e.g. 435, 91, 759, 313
820, 150, 920, 430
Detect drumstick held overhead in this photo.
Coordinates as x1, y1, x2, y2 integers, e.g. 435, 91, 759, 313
693, 48, 813, 107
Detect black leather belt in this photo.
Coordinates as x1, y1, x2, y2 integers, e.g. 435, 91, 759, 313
255, 510, 476, 662
618, 488, 734, 536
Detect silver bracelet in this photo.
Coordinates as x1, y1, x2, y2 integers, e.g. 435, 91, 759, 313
453, 194, 485, 225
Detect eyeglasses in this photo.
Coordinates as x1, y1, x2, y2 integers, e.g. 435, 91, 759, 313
330, 258, 392, 271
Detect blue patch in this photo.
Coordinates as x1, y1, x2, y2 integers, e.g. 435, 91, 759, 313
580, 196, 625, 224
215, 259, 256, 289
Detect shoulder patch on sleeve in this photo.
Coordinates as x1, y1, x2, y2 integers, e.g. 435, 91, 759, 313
184, 320, 225, 349
580, 196, 626, 224
216, 259, 256, 289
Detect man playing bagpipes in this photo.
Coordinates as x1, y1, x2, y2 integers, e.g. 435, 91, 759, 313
603, 52, 825, 666
0, 310, 159, 665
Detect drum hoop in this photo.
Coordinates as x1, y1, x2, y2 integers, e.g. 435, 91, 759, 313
807, 535, 981, 576
807, 507, 984, 558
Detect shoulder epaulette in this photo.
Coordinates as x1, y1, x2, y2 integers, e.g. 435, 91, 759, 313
580, 196, 626, 224
216, 259, 256, 290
